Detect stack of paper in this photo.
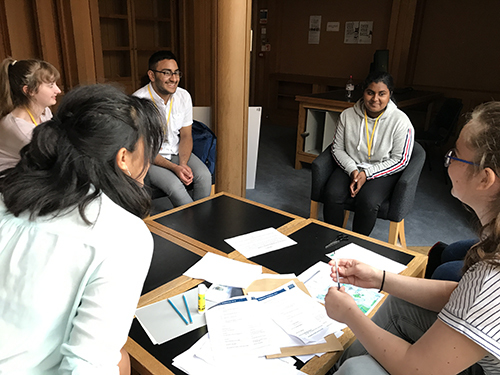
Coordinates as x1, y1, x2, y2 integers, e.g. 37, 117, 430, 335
171, 281, 345, 374
173, 334, 306, 375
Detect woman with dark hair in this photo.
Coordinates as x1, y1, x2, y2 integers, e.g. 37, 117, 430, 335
323, 71, 414, 236
0, 84, 162, 374
327, 102, 500, 374
0, 57, 61, 171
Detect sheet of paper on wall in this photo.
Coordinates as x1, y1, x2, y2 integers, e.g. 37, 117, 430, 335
308, 15, 321, 44
224, 227, 297, 258
358, 21, 373, 44
344, 21, 359, 44
326, 242, 407, 274
172, 333, 307, 375
183, 252, 262, 288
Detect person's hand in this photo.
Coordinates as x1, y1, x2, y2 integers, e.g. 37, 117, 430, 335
324, 286, 362, 324
174, 164, 193, 185
349, 170, 359, 197
330, 258, 383, 290
350, 170, 366, 197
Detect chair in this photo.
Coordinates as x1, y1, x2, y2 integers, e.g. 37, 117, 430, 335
310, 142, 426, 247
416, 98, 463, 171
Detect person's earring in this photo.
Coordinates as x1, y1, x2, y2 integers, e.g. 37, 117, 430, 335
125, 166, 132, 177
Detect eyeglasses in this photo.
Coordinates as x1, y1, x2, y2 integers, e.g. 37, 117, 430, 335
150, 69, 183, 79
444, 149, 476, 168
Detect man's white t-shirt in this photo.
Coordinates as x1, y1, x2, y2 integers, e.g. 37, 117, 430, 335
133, 83, 193, 159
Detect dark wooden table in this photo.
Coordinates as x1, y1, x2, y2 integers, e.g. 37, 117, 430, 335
126, 194, 428, 375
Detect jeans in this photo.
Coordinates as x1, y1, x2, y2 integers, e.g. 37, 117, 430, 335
431, 239, 478, 282
147, 153, 212, 207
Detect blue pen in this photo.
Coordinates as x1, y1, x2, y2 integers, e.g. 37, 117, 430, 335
183, 294, 193, 323
168, 298, 189, 325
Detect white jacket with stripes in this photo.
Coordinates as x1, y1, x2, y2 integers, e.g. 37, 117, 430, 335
331, 98, 414, 180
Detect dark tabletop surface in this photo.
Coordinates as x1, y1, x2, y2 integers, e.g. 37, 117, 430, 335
153, 195, 296, 254
251, 222, 414, 276
141, 233, 201, 295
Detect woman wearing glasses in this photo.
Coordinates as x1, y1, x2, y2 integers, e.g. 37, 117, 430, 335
327, 101, 500, 374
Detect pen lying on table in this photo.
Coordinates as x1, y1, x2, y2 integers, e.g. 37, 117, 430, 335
325, 233, 349, 249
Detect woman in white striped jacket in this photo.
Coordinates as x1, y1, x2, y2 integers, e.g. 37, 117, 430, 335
326, 101, 500, 375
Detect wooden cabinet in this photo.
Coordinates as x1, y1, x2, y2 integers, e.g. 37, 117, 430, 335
96, 0, 177, 94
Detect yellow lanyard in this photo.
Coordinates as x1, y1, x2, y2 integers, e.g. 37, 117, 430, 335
26, 108, 38, 126
148, 85, 173, 134
364, 110, 384, 160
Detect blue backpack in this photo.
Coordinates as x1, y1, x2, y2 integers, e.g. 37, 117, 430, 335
192, 120, 216, 175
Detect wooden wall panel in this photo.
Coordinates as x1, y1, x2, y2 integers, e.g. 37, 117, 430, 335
34, 0, 64, 84
4, 0, 40, 59
214, 0, 252, 197
180, 0, 213, 107
406, 0, 500, 112
274, 0, 393, 80
0, 0, 11, 60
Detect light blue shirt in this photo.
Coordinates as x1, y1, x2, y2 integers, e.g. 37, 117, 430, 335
0, 193, 153, 374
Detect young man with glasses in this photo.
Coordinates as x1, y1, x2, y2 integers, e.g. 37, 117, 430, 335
133, 51, 211, 207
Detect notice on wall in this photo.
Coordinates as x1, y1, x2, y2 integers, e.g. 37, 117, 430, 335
358, 21, 373, 44
308, 15, 321, 44
259, 9, 268, 24
326, 22, 340, 32
344, 21, 359, 44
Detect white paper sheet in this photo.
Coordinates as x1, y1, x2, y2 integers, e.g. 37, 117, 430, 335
256, 282, 345, 345
326, 242, 407, 274
134, 287, 215, 345
224, 227, 297, 258
299, 261, 385, 315
183, 252, 263, 288
205, 296, 281, 361
172, 333, 307, 375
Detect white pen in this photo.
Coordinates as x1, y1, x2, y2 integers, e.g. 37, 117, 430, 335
334, 258, 341, 290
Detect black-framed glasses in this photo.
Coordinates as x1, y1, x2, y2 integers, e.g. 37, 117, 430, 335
150, 69, 183, 78
444, 149, 476, 168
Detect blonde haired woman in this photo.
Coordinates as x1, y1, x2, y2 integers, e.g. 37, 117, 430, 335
327, 102, 500, 375
0, 57, 61, 171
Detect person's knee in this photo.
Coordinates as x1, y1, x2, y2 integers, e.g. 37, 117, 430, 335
431, 261, 463, 282
195, 165, 211, 185
335, 356, 387, 375
354, 193, 380, 213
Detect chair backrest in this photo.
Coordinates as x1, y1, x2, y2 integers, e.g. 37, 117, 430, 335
385, 141, 426, 221
428, 98, 463, 143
